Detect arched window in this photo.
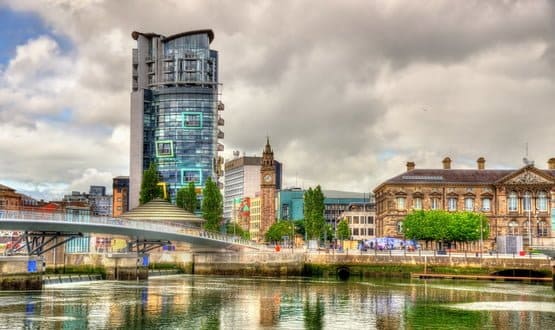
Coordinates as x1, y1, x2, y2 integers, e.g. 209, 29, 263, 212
508, 220, 519, 235
481, 198, 491, 211
396, 221, 403, 234
413, 197, 422, 210
508, 191, 518, 212
522, 191, 532, 212
537, 191, 548, 211
537, 220, 548, 237
396, 197, 406, 210
464, 198, 474, 211
448, 197, 457, 211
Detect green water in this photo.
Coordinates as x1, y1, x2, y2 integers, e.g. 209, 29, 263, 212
0, 275, 553, 329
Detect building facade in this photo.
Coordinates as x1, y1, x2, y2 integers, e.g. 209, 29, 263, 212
223, 155, 282, 221
130, 30, 224, 209
249, 196, 261, 241
0, 184, 22, 211
112, 176, 129, 217
340, 202, 376, 241
373, 157, 555, 248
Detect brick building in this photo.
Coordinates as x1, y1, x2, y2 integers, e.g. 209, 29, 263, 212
373, 157, 555, 248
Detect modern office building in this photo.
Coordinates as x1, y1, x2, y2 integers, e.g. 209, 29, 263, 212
277, 189, 372, 222
130, 29, 224, 209
373, 157, 555, 248
223, 154, 282, 221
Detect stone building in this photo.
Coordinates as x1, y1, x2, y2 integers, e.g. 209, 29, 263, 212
373, 157, 555, 248
0, 184, 22, 211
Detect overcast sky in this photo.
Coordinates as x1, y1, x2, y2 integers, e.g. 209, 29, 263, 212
0, 0, 554, 200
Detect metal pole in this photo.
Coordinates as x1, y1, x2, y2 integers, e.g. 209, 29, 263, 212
528, 202, 531, 248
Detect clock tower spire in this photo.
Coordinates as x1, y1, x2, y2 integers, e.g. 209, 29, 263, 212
260, 137, 276, 240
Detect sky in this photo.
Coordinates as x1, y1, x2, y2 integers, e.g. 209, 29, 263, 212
0, 0, 554, 201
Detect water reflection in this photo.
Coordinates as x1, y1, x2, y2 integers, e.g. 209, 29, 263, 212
0, 276, 552, 329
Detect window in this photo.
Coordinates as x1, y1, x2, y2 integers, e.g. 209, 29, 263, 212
396, 197, 406, 210
523, 191, 532, 212
181, 169, 202, 185
537, 191, 548, 211
508, 220, 519, 235
367, 216, 374, 225
508, 191, 518, 212
182, 112, 202, 129
537, 220, 548, 237
431, 198, 440, 210
354, 216, 359, 224
353, 228, 359, 236
448, 198, 457, 211
413, 197, 422, 210
464, 198, 474, 211
481, 198, 491, 211
396, 221, 403, 234
155, 140, 174, 158
367, 228, 374, 236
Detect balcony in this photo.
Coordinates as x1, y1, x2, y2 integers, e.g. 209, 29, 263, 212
217, 102, 224, 111
217, 116, 224, 126
217, 143, 224, 152
217, 130, 224, 139
145, 55, 155, 63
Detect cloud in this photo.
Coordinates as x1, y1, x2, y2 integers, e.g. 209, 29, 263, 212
0, 0, 554, 199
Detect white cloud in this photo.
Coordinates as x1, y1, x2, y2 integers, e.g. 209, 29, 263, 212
1, 0, 554, 200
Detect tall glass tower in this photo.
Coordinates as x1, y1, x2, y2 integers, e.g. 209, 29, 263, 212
129, 30, 224, 209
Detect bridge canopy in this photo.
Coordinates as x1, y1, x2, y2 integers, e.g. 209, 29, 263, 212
120, 198, 204, 226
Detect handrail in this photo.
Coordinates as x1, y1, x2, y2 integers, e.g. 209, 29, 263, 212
0, 210, 260, 249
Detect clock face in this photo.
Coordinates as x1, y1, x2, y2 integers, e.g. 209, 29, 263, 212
264, 174, 272, 183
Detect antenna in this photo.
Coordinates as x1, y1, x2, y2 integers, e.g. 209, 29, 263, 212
522, 142, 534, 166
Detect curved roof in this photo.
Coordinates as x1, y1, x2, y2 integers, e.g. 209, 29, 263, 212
132, 29, 215, 43
120, 198, 204, 224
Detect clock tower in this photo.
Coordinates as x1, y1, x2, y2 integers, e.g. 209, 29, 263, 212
260, 137, 276, 239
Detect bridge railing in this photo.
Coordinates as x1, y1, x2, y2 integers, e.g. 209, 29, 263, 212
0, 210, 260, 248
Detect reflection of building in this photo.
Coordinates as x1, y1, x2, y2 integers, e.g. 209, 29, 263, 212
340, 202, 376, 240
259, 293, 281, 327
113, 176, 129, 217
373, 157, 555, 247
129, 29, 224, 209
0, 184, 22, 210
224, 155, 282, 221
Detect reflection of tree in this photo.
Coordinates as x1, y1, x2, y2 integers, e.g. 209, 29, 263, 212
304, 296, 325, 330
404, 303, 488, 329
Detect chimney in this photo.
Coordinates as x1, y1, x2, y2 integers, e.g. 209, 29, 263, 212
477, 157, 485, 170
406, 162, 415, 171
548, 158, 555, 170
442, 157, 451, 170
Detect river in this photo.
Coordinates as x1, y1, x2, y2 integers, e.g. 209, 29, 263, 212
0, 275, 553, 329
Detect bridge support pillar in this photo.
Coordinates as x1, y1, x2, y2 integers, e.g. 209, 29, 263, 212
104, 253, 149, 281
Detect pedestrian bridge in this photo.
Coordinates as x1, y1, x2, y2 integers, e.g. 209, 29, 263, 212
0, 210, 261, 255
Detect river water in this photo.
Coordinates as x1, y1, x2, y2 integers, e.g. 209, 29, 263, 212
0, 275, 553, 329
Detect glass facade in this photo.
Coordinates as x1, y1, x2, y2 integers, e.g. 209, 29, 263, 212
140, 32, 220, 202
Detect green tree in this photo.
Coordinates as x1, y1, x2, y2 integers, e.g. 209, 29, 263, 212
336, 219, 350, 240
139, 162, 162, 205
176, 181, 198, 213
404, 210, 490, 250
265, 220, 295, 242
201, 177, 223, 232
225, 222, 250, 240
304, 185, 326, 240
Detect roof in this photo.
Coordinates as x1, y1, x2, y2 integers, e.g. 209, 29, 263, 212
375, 167, 555, 191
120, 198, 204, 224
132, 29, 215, 43
323, 190, 370, 199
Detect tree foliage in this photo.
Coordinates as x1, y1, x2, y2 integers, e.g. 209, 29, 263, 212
225, 222, 250, 240
201, 177, 223, 232
403, 210, 490, 245
336, 219, 350, 240
176, 181, 198, 213
139, 162, 162, 205
265, 220, 295, 242
303, 185, 326, 240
